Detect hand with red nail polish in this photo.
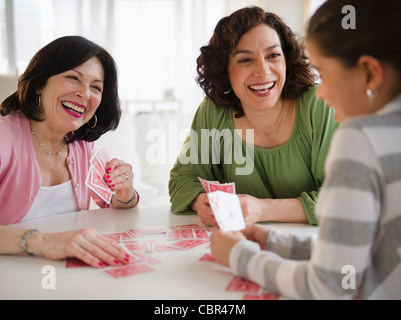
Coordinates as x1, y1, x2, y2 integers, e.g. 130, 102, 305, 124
28, 228, 129, 268
102, 158, 139, 209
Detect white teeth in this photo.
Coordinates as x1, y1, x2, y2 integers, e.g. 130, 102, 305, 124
250, 82, 275, 91
62, 102, 85, 114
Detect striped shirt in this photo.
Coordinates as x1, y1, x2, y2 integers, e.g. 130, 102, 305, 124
230, 94, 401, 299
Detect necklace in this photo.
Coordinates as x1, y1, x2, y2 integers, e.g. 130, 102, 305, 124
31, 130, 67, 156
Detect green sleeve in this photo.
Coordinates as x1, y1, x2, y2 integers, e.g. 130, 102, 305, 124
168, 99, 225, 214
297, 86, 339, 225
298, 190, 320, 225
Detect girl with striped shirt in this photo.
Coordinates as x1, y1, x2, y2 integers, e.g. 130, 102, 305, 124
210, 0, 401, 299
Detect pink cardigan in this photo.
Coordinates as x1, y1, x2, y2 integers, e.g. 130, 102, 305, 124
0, 112, 110, 225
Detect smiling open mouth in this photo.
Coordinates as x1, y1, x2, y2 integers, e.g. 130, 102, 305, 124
61, 101, 86, 117
249, 82, 275, 94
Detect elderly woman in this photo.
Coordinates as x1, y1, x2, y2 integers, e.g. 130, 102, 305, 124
0, 36, 138, 267
169, 6, 338, 226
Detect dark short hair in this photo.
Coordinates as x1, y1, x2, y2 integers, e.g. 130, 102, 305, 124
307, 0, 401, 88
0, 36, 121, 142
196, 6, 315, 118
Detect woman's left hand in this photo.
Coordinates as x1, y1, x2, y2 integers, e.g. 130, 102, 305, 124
103, 159, 138, 207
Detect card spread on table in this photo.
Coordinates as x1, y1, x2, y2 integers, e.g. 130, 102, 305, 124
63, 223, 276, 299
207, 191, 245, 232
63, 223, 273, 299
104, 263, 155, 279
198, 177, 236, 194
65, 224, 211, 278
85, 147, 115, 204
225, 276, 261, 293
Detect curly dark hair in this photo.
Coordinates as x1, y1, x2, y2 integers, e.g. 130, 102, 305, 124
196, 6, 315, 118
0, 36, 121, 143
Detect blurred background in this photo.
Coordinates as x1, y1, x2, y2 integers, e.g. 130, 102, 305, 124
0, 0, 325, 204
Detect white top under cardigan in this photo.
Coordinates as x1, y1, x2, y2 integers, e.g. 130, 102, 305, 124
23, 180, 77, 221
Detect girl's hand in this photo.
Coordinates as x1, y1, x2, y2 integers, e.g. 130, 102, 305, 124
210, 228, 245, 267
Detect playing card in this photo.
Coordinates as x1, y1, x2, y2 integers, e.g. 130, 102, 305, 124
91, 167, 113, 193
134, 254, 162, 265
120, 240, 151, 253
166, 229, 196, 241
193, 228, 210, 239
243, 292, 280, 300
103, 263, 155, 279
103, 232, 132, 241
207, 191, 245, 232
149, 240, 182, 252
169, 224, 204, 230
209, 182, 235, 194
198, 177, 235, 194
123, 251, 146, 260
96, 147, 112, 168
167, 239, 209, 250
90, 154, 107, 178
86, 148, 115, 203
65, 258, 90, 268
225, 276, 261, 293
129, 226, 169, 237
85, 168, 113, 203
199, 253, 216, 262
198, 177, 216, 192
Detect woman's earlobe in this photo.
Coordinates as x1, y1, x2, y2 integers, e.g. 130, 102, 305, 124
358, 55, 383, 92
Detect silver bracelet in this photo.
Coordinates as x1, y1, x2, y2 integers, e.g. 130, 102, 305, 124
114, 189, 138, 207
19, 229, 39, 256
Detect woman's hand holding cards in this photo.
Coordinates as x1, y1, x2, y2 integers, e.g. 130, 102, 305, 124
104, 158, 138, 208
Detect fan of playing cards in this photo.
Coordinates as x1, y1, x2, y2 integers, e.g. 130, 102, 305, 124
199, 177, 245, 232
86, 148, 115, 204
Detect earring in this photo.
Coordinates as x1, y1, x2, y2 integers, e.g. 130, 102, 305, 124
224, 87, 232, 95
88, 115, 97, 128
367, 89, 377, 101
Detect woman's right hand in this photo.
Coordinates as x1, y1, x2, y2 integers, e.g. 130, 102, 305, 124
191, 193, 217, 227
28, 228, 130, 268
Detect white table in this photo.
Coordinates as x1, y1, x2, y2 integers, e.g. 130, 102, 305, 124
0, 202, 318, 300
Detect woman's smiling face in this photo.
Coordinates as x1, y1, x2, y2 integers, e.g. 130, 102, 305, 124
228, 24, 287, 114
38, 56, 104, 134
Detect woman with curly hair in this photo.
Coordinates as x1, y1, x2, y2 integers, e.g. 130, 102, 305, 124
169, 6, 338, 226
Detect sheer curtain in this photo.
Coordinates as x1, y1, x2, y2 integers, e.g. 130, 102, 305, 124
1, 0, 315, 114
1, 0, 227, 114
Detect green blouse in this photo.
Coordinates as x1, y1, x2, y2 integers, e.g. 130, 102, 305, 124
168, 86, 338, 225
